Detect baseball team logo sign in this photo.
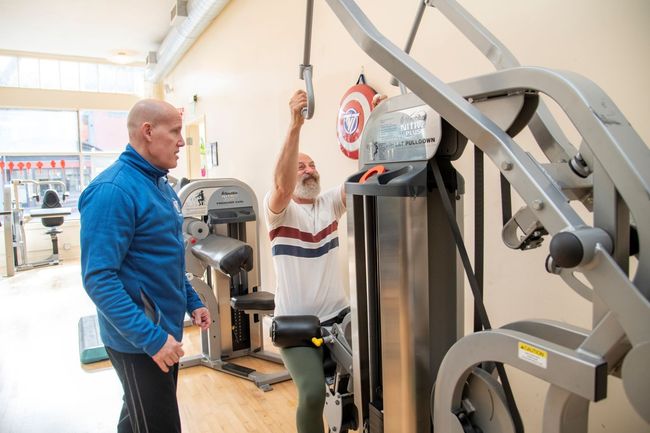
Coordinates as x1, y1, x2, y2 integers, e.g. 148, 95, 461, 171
337, 83, 376, 159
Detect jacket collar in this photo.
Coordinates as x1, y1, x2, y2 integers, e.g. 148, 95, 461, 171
120, 144, 168, 180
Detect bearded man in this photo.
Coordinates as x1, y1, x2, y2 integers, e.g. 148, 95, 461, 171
263, 89, 349, 433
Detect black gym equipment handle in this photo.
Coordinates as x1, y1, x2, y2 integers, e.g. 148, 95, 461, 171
345, 162, 429, 198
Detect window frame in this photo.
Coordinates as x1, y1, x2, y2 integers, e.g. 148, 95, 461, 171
0, 54, 144, 96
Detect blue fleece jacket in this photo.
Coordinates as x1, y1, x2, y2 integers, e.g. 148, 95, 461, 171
79, 144, 204, 356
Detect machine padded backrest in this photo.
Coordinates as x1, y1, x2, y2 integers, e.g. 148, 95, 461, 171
41, 189, 64, 227
42, 189, 62, 208
191, 233, 253, 276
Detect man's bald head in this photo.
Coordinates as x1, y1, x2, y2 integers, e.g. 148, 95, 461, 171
127, 99, 185, 170
127, 99, 179, 142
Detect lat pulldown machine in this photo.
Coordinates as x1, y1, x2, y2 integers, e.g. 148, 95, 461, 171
296, 1, 650, 432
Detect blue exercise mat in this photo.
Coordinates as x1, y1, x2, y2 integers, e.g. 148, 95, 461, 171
78, 315, 108, 364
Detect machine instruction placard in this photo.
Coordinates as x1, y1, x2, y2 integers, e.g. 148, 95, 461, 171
182, 187, 217, 217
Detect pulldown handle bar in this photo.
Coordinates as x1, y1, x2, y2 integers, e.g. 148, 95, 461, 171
300, 0, 316, 119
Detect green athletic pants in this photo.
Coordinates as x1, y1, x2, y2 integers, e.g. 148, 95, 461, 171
280, 346, 326, 433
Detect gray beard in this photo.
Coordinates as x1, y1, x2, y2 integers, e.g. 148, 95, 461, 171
294, 176, 321, 200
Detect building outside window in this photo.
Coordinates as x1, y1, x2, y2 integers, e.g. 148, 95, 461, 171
0, 108, 129, 217
0, 53, 143, 217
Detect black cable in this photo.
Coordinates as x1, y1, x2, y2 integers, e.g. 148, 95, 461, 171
500, 173, 512, 226
431, 158, 524, 433
474, 147, 484, 333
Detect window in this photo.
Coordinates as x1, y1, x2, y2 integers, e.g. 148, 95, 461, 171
2, 156, 81, 215
0, 56, 18, 87
0, 108, 128, 217
39, 59, 61, 90
0, 54, 144, 96
80, 110, 129, 153
83, 154, 116, 184
59, 61, 80, 91
79, 62, 99, 92
0, 109, 79, 153
18, 57, 39, 88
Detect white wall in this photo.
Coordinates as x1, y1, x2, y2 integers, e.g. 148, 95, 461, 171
163, 1, 649, 431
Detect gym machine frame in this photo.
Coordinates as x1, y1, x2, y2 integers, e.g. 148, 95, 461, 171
178, 178, 290, 391
299, 0, 650, 432
3, 179, 70, 276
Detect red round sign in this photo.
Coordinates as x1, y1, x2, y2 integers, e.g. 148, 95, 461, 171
336, 84, 376, 160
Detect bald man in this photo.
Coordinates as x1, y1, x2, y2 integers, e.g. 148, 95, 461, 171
264, 90, 349, 433
79, 99, 210, 433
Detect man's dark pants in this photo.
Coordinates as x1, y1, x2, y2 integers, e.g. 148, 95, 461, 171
106, 347, 181, 433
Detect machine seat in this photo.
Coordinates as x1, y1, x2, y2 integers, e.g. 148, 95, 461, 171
230, 291, 275, 312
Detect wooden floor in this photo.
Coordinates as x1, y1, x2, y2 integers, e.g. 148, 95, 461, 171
0, 262, 298, 433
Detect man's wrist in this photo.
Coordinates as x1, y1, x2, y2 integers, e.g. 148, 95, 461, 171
288, 121, 303, 132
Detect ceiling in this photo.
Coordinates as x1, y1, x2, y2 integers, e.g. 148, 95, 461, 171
0, 0, 174, 64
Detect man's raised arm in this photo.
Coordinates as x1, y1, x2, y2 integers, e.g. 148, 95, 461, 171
268, 90, 307, 213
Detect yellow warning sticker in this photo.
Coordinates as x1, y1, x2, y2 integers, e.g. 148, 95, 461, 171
518, 342, 548, 369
